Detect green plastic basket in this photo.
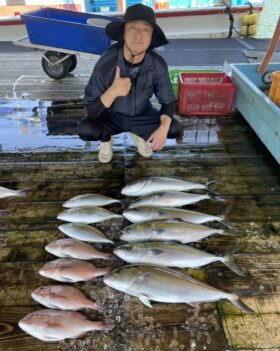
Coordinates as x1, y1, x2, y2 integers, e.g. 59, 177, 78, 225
169, 69, 221, 98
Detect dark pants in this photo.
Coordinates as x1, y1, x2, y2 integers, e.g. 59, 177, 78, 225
78, 106, 183, 142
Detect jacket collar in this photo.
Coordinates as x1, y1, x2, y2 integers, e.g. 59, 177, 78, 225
116, 45, 154, 77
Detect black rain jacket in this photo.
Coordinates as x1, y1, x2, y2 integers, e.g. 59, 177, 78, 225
84, 44, 175, 117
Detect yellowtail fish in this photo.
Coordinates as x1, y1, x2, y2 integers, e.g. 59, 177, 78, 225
128, 191, 214, 209
121, 177, 215, 197
120, 220, 236, 244
123, 206, 232, 228
58, 223, 113, 243
104, 265, 254, 313
57, 206, 122, 224
63, 194, 120, 208
114, 241, 245, 276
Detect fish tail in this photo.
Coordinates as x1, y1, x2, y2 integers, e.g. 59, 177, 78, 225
216, 228, 238, 237
222, 254, 246, 276
103, 252, 116, 260
219, 204, 236, 231
88, 301, 103, 311
206, 181, 220, 196
210, 194, 226, 202
16, 188, 30, 197
0, 209, 10, 218
220, 219, 236, 231
102, 319, 114, 331
230, 295, 255, 314
101, 264, 119, 276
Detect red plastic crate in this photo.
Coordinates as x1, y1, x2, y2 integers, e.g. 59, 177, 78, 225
178, 72, 237, 116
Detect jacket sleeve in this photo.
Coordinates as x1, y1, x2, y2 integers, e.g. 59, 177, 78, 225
84, 66, 107, 103
160, 102, 174, 119
84, 65, 108, 119
85, 97, 106, 120
153, 55, 176, 119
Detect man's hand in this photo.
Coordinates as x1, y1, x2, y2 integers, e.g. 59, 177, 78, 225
101, 66, 131, 108
147, 115, 171, 151
110, 66, 131, 98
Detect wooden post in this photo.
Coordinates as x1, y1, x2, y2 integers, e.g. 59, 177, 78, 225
258, 16, 280, 74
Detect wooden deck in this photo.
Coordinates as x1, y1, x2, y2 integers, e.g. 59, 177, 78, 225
0, 47, 280, 351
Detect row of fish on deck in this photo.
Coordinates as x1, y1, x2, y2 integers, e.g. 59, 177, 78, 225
0, 177, 255, 343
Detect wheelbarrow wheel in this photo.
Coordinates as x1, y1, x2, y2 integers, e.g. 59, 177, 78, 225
42, 51, 69, 79
67, 55, 77, 72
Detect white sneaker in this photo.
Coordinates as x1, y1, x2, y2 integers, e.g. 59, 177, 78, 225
130, 133, 153, 158
98, 136, 114, 163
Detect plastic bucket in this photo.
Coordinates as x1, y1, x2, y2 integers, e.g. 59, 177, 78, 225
269, 71, 280, 106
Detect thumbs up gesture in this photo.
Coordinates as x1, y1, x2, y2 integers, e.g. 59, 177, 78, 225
110, 66, 131, 97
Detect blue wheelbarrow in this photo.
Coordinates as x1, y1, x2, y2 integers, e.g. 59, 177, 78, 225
13, 7, 117, 79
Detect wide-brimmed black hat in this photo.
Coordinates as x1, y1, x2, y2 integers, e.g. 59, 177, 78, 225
105, 4, 168, 49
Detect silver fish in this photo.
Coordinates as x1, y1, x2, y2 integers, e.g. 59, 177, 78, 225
19, 309, 113, 341
39, 258, 112, 282
57, 206, 122, 224
120, 220, 234, 244
45, 238, 114, 260
104, 265, 254, 313
63, 194, 120, 208
31, 285, 102, 310
129, 191, 211, 209
123, 206, 225, 225
121, 177, 213, 197
0, 186, 29, 199
58, 223, 113, 244
114, 242, 244, 276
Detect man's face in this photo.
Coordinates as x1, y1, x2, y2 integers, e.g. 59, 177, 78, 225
124, 20, 153, 56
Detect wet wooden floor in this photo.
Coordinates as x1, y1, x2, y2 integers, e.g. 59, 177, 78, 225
0, 49, 280, 351
1, 113, 280, 351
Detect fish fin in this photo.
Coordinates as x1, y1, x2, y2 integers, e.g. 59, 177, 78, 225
47, 302, 62, 309
103, 319, 114, 331
187, 302, 200, 308
45, 321, 63, 328
89, 302, 103, 311
51, 293, 70, 301
222, 252, 247, 277
138, 272, 152, 282
61, 276, 76, 283
229, 296, 255, 314
209, 194, 226, 202
206, 181, 220, 196
220, 220, 236, 231
0, 210, 9, 218
220, 229, 239, 237
61, 261, 76, 269
42, 336, 62, 341
219, 204, 236, 231
139, 295, 153, 308
16, 188, 30, 197
230, 288, 258, 297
